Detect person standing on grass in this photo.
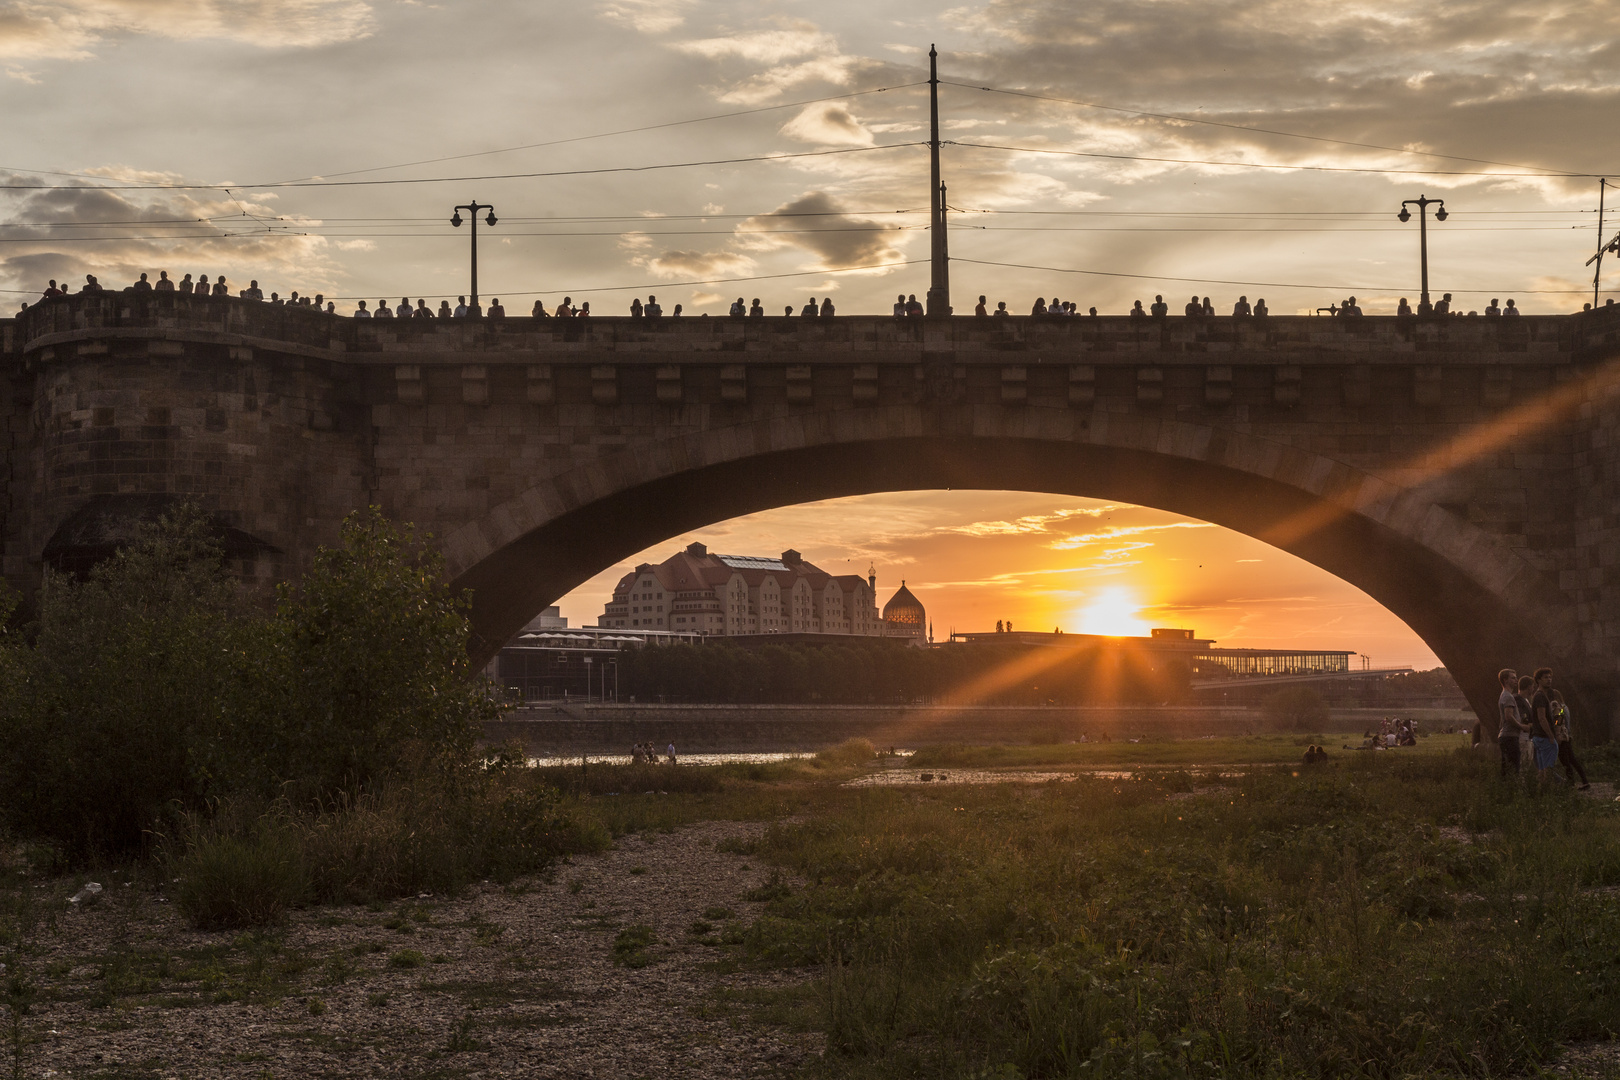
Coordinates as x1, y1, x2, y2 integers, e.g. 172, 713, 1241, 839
1516, 675, 1537, 770
1530, 668, 1564, 786
666, 742, 677, 766
1497, 668, 1527, 778
1551, 689, 1590, 789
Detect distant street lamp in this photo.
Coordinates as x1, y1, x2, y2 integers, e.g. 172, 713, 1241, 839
1397, 195, 1447, 314
450, 201, 498, 313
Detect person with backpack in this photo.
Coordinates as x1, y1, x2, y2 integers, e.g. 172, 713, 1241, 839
1551, 688, 1590, 789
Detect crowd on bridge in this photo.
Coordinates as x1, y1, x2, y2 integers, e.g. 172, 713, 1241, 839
9, 271, 1574, 323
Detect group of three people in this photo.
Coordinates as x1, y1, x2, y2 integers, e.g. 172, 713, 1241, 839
1496, 666, 1589, 788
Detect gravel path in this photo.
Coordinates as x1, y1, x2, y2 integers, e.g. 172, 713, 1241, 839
18, 820, 818, 1079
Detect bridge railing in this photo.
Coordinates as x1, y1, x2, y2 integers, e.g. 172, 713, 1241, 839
6, 292, 1620, 360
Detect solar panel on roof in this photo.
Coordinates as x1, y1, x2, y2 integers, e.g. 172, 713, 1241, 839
717, 555, 790, 571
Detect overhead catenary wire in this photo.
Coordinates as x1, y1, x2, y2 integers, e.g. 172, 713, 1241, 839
275, 83, 928, 183
0, 143, 926, 192
953, 256, 1604, 295
947, 140, 1608, 179
943, 81, 1592, 176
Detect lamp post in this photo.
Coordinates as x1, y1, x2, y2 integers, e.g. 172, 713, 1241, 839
450, 201, 498, 313
1397, 195, 1447, 314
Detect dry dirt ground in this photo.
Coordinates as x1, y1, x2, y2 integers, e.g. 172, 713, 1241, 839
12, 820, 818, 1079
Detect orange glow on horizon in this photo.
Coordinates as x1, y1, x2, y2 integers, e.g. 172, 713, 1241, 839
1074, 586, 1152, 638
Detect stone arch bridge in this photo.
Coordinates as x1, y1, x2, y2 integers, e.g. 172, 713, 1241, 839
5, 294, 1620, 735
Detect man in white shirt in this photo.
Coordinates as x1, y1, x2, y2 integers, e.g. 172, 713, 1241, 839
1497, 668, 1528, 778
396, 298, 412, 318
453, 296, 469, 318
353, 300, 371, 318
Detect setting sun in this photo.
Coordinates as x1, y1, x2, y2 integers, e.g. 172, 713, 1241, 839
1075, 587, 1152, 638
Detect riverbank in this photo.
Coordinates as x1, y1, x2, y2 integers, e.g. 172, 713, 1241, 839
9, 737, 1618, 1079
485, 702, 1471, 755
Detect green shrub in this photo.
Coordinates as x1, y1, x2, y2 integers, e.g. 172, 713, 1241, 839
165, 771, 609, 930
812, 738, 877, 768
0, 505, 510, 861
169, 818, 309, 930
0, 506, 251, 857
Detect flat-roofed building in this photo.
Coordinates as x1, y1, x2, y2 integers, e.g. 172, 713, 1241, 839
599, 542, 882, 638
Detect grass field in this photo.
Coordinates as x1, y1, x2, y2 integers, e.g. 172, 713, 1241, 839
716, 742, 1620, 1078
6, 735, 1620, 1078
908, 732, 1474, 769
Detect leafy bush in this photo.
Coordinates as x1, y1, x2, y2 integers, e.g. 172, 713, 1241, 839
235, 507, 502, 799
0, 505, 510, 860
0, 505, 249, 856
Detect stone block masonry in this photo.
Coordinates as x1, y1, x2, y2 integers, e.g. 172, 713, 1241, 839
6, 293, 1620, 738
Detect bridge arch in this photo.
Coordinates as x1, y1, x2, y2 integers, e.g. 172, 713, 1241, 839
445, 405, 1580, 729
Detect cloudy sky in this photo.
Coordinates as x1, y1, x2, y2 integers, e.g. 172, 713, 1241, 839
6, 0, 1615, 663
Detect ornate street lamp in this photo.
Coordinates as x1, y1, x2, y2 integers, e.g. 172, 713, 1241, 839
450, 201, 498, 312
1397, 195, 1447, 314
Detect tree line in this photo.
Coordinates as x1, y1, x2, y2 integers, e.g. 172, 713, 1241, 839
617, 639, 1195, 705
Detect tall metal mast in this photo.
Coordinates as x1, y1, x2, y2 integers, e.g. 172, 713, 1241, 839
925, 45, 951, 317
1596, 178, 1607, 310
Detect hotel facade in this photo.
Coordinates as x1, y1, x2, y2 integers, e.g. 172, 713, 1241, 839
599, 542, 884, 637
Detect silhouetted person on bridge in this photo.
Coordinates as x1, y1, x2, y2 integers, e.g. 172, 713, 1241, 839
416, 299, 433, 318
212, 277, 229, 297
894, 294, 907, 318
630, 297, 643, 318
994, 301, 1009, 318
1184, 296, 1200, 317
1398, 297, 1413, 316
454, 296, 469, 318
488, 298, 505, 318
975, 295, 988, 317
396, 298, 412, 318
245, 280, 264, 301
749, 298, 763, 317
1150, 295, 1167, 318
531, 300, 548, 318
152, 272, 172, 292
1505, 299, 1520, 316
133, 273, 152, 293
730, 297, 746, 317
644, 295, 661, 318
1433, 293, 1452, 315
374, 299, 394, 319
820, 297, 834, 317
38, 279, 61, 300
1254, 299, 1269, 318
1031, 297, 1047, 316
177, 274, 194, 294
1201, 296, 1214, 316
1129, 300, 1146, 319
1485, 298, 1501, 317
1232, 296, 1251, 317
905, 295, 922, 317
801, 298, 818, 317
353, 300, 370, 317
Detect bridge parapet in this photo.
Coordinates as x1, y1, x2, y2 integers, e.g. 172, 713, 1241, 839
8, 293, 1620, 368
